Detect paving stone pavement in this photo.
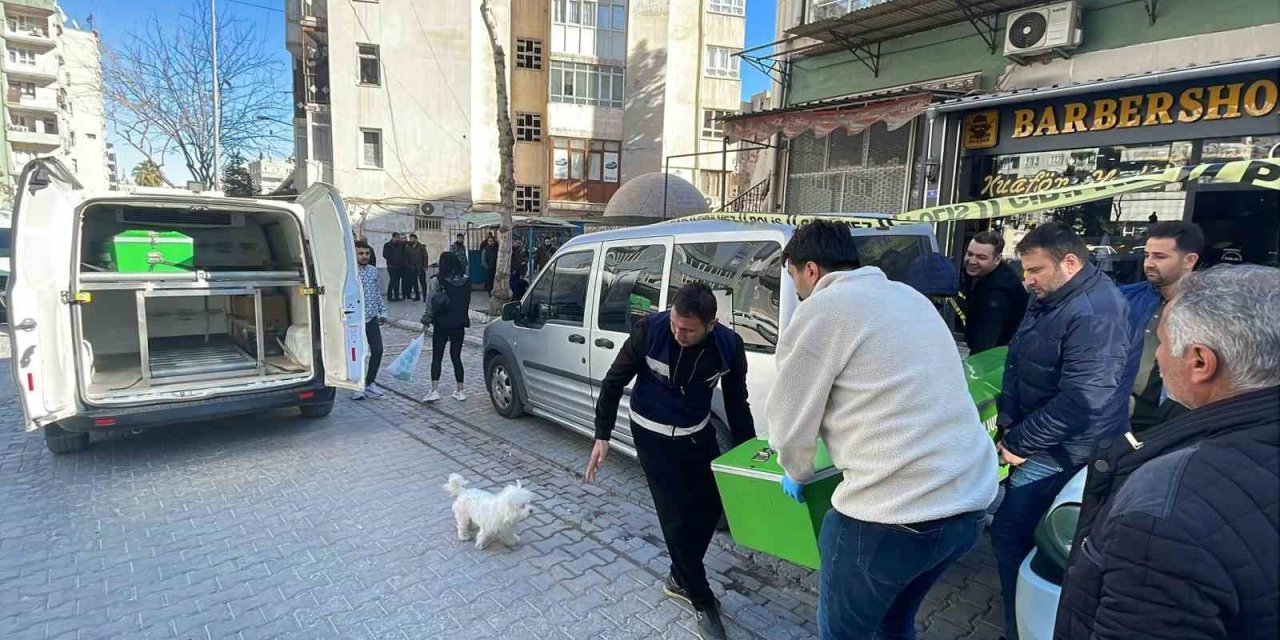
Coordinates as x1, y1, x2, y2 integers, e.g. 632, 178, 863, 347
0, 322, 1005, 640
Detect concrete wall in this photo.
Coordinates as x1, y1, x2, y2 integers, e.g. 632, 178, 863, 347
62, 27, 109, 191
787, 0, 1280, 105
621, 0, 670, 180
511, 0, 550, 194
470, 0, 510, 208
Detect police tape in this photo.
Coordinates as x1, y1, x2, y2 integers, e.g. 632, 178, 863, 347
671, 158, 1280, 227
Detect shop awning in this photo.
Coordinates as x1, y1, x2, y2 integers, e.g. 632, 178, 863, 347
722, 91, 934, 143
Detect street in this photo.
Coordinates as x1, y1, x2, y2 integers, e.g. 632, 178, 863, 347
0, 324, 1005, 640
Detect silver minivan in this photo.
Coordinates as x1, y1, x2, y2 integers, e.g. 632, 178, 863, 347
482, 216, 942, 457
7, 159, 367, 453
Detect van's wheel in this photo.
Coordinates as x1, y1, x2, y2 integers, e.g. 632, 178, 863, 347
299, 401, 334, 418
44, 423, 90, 455
486, 354, 525, 418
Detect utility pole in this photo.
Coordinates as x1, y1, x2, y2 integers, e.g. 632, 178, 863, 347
211, 0, 221, 191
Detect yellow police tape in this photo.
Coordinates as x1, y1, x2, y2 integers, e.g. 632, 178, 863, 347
674, 158, 1280, 226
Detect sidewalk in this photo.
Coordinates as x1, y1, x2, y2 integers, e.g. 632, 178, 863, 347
382, 289, 494, 347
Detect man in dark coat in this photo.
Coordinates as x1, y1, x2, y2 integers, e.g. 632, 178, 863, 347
382, 233, 407, 301
991, 222, 1130, 640
1054, 265, 1280, 640
404, 234, 429, 302
961, 230, 1028, 354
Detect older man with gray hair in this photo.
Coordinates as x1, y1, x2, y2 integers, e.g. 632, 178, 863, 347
1054, 264, 1280, 640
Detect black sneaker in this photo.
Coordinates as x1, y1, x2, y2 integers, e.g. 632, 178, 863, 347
694, 605, 727, 640
662, 573, 691, 605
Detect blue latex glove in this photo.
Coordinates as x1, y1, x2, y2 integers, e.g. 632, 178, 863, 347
781, 474, 806, 503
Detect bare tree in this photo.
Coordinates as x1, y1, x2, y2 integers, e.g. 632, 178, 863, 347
103, 3, 289, 188
481, 0, 517, 314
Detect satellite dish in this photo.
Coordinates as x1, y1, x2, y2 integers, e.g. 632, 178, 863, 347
419, 202, 435, 215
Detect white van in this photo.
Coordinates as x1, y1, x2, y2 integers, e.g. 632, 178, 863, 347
6, 159, 367, 454
482, 216, 945, 456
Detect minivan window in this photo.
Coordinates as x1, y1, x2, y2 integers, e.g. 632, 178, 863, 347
525, 250, 594, 326
854, 235, 933, 283
670, 241, 782, 353
598, 244, 665, 333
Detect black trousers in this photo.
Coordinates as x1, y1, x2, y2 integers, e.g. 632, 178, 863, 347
386, 267, 402, 300
365, 319, 383, 385
431, 327, 466, 383
632, 422, 723, 610
411, 268, 428, 300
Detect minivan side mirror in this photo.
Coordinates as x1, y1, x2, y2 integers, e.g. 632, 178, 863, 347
501, 301, 521, 322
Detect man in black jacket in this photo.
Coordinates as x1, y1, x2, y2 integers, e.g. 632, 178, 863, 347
961, 230, 1028, 354
991, 222, 1130, 640
584, 283, 755, 640
382, 233, 407, 301
1055, 264, 1280, 640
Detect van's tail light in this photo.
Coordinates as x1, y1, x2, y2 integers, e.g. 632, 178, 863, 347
93, 417, 116, 427
26, 373, 34, 392
298, 391, 315, 400
350, 347, 356, 361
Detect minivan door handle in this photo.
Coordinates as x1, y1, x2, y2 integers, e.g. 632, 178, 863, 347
14, 318, 36, 332
568, 334, 586, 344
594, 338, 614, 349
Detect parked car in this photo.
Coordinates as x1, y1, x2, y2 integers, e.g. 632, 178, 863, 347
1016, 468, 1088, 640
481, 215, 954, 456
6, 159, 367, 454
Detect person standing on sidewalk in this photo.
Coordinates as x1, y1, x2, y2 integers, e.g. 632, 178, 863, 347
422, 250, 472, 403
481, 234, 499, 295
766, 221, 998, 640
1119, 221, 1204, 434
992, 221, 1130, 640
1054, 265, 1280, 640
961, 230, 1028, 355
405, 233, 429, 302
353, 241, 387, 400
510, 238, 530, 299
383, 232, 407, 302
585, 283, 756, 640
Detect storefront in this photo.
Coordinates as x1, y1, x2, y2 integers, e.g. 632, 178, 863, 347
933, 58, 1280, 282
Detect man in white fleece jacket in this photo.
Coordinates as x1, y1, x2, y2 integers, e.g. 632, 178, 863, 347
767, 221, 999, 640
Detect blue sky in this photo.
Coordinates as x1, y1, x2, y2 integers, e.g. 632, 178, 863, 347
61, 0, 775, 181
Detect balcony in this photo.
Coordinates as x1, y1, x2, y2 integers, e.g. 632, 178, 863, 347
4, 25, 54, 47
5, 91, 59, 114
7, 126, 60, 148
4, 63, 58, 84
286, 0, 327, 50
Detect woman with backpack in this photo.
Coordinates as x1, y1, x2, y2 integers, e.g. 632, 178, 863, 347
422, 250, 472, 403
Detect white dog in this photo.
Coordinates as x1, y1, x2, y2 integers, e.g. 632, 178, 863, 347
443, 473, 536, 550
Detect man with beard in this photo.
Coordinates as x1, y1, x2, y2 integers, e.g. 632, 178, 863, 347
1119, 221, 1204, 434
961, 230, 1029, 354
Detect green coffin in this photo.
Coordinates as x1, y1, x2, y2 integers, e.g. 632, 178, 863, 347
712, 346, 1009, 568
99, 230, 195, 273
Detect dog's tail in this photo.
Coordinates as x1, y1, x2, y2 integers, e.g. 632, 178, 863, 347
443, 473, 468, 496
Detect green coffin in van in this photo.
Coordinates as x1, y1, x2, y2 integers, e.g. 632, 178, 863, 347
712, 347, 1009, 569
99, 230, 195, 273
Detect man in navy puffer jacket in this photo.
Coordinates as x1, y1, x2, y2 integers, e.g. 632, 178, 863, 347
990, 222, 1130, 640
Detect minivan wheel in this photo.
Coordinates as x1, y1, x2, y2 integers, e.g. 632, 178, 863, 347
486, 355, 525, 418
299, 401, 334, 418
44, 423, 90, 455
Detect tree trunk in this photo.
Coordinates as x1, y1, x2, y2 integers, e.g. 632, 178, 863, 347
481, 0, 517, 316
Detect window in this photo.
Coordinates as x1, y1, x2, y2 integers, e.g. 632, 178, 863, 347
357, 44, 380, 85
516, 185, 541, 213
516, 112, 543, 142
86, 133, 97, 140
552, 0, 626, 59
515, 38, 543, 70
704, 46, 740, 79
702, 109, 735, 139
668, 241, 783, 352
708, 0, 745, 15
8, 48, 36, 66
525, 250, 594, 326
700, 170, 728, 202
598, 244, 666, 333
549, 61, 625, 108
360, 129, 383, 168
784, 122, 915, 215
553, 138, 621, 183
8, 81, 35, 98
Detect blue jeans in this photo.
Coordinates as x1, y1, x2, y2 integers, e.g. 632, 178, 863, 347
990, 460, 1077, 640
818, 509, 985, 640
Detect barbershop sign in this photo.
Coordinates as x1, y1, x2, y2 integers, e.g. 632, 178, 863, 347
961, 70, 1280, 154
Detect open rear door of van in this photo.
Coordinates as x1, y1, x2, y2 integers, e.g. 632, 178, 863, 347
7, 159, 83, 431
297, 184, 366, 391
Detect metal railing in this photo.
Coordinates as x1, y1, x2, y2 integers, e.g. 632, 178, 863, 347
719, 178, 772, 213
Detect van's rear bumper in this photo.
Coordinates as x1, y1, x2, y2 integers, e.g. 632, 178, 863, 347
61, 382, 336, 433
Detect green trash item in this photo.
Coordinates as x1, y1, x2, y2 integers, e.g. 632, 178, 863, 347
711, 440, 840, 570
713, 347, 1010, 569
99, 230, 195, 273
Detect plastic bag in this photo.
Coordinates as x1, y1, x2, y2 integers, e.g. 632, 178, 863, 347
388, 334, 425, 382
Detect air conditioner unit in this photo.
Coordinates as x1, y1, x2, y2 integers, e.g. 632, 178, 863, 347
1004, 1, 1082, 64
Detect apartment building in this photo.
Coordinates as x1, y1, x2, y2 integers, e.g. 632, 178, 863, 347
286, 0, 745, 251
248, 157, 294, 195
0, 0, 108, 201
